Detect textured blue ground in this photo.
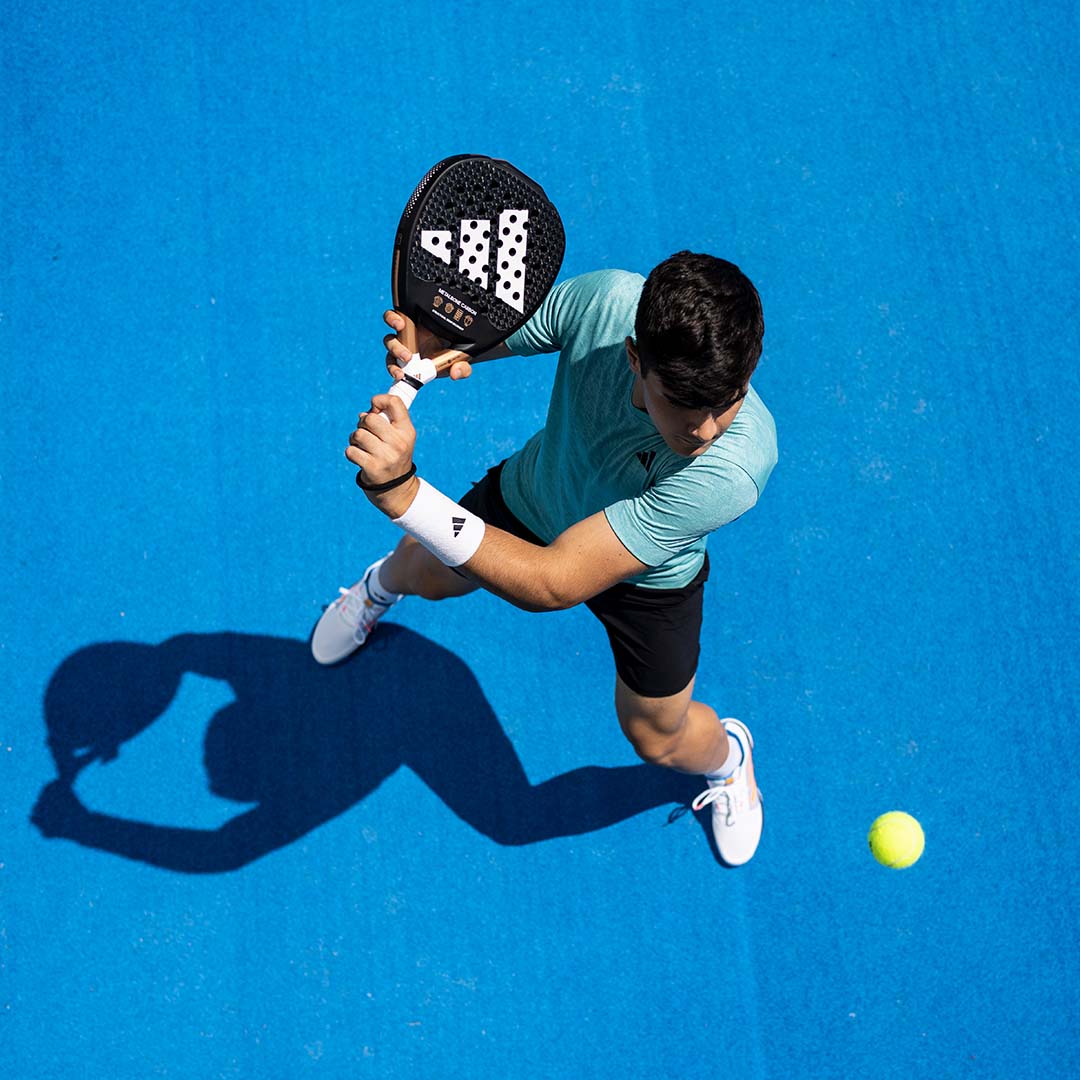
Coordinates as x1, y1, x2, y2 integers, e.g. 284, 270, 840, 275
4, 2, 1079, 1077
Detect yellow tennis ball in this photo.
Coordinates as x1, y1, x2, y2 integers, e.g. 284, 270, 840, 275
868, 811, 925, 868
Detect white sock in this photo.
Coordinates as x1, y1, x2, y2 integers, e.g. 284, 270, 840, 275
705, 726, 744, 781
366, 561, 401, 606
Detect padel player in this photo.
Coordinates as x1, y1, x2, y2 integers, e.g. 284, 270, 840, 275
312, 253, 777, 866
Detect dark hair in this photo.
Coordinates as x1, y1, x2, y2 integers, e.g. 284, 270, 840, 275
634, 251, 764, 411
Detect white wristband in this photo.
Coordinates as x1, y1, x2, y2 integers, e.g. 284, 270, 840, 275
392, 478, 486, 567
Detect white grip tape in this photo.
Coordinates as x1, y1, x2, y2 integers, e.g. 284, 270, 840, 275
385, 354, 437, 412
392, 478, 485, 567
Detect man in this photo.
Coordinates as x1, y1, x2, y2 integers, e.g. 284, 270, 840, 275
312, 252, 777, 866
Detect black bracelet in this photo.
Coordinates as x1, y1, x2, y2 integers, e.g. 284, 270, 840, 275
356, 463, 417, 493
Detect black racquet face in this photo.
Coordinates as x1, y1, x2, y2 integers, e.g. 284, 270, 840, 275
392, 155, 565, 356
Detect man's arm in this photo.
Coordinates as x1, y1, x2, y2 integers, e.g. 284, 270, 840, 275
345, 395, 648, 610
456, 510, 647, 612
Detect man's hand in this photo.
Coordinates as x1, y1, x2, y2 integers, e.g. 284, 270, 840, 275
383, 310, 473, 382
345, 394, 421, 517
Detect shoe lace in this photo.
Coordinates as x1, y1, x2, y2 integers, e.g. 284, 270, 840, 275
336, 585, 365, 626
691, 782, 737, 825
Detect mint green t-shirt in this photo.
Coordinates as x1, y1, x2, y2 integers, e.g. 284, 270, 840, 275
501, 269, 778, 589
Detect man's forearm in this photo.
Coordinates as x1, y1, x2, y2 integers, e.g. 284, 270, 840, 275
366, 474, 566, 610
365, 463, 646, 611
459, 526, 573, 612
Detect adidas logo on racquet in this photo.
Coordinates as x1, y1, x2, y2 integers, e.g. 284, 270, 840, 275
420, 211, 531, 313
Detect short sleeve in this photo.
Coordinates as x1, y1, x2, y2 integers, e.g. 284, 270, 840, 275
504, 270, 645, 357
604, 461, 761, 566
504, 277, 575, 355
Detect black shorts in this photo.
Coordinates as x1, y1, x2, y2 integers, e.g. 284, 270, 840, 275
457, 463, 709, 698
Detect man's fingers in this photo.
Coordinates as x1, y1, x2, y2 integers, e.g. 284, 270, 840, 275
356, 414, 391, 443
360, 406, 395, 423
345, 445, 370, 469
384, 352, 407, 381
448, 360, 473, 381
349, 426, 384, 451
383, 309, 406, 332
383, 333, 413, 364
346, 425, 393, 463
369, 393, 411, 424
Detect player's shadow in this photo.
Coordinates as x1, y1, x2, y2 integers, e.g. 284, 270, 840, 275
30, 628, 698, 873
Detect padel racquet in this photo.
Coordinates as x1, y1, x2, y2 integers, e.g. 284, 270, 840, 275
382, 154, 565, 408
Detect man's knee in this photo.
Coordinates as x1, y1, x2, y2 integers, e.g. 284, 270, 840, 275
614, 677, 694, 768
416, 559, 468, 600
396, 536, 477, 601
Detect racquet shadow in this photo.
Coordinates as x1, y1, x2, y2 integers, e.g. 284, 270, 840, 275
30, 627, 700, 873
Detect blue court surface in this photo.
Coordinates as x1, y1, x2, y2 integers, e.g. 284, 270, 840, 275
4, 2, 1079, 1077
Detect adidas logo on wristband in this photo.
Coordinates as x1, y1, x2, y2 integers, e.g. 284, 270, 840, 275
392, 479, 487, 568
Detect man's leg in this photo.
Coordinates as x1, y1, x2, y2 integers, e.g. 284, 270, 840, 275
314, 462, 522, 664
311, 536, 477, 664
614, 674, 762, 866
377, 534, 480, 600
614, 675, 731, 775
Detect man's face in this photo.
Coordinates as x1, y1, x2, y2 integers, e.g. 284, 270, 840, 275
626, 339, 745, 458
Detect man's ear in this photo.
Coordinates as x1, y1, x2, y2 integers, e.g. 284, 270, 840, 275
625, 337, 641, 375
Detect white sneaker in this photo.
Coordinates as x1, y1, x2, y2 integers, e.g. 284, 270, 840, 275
691, 719, 763, 867
311, 555, 403, 665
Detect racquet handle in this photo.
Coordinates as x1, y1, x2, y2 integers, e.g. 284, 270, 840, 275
381, 311, 467, 416
384, 354, 437, 411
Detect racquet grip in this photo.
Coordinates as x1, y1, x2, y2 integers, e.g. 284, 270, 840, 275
384, 354, 438, 411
